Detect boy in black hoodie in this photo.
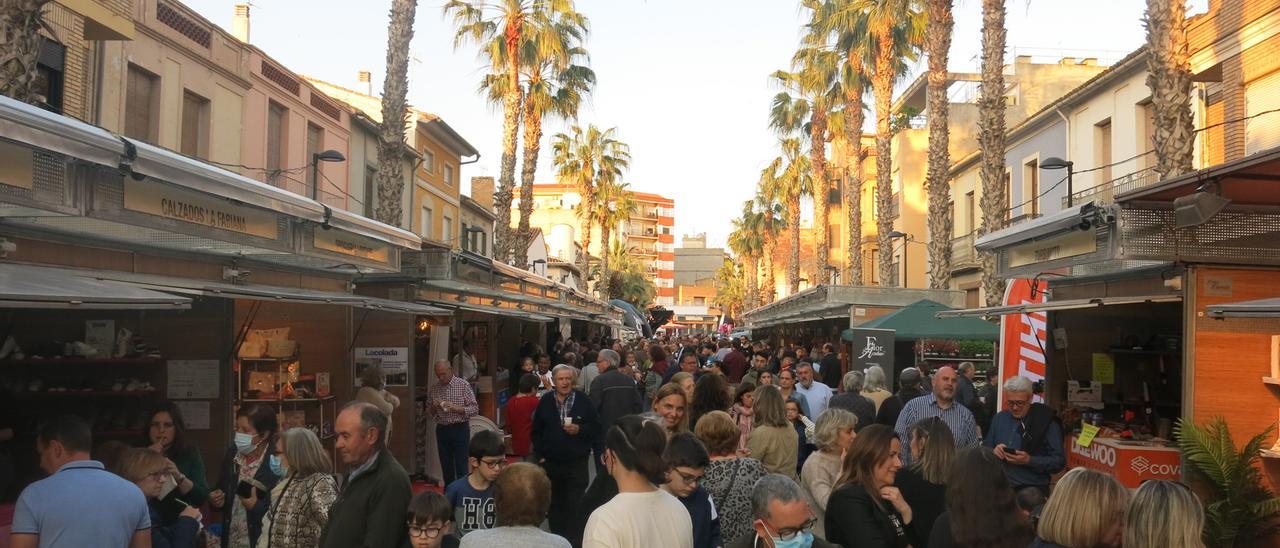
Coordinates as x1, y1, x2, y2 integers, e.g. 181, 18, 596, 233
662, 433, 722, 548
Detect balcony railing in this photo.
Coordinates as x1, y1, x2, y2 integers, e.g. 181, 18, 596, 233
951, 233, 976, 266
1061, 167, 1158, 208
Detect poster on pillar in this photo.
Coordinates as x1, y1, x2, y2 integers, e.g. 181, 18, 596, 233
354, 347, 409, 387
998, 278, 1049, 409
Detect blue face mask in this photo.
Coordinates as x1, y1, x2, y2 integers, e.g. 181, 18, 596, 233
763, 522, 814, 548
234, 432, 255, 455
268, 454, 287, 477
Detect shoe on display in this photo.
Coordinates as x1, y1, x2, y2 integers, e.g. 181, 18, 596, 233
0, 335, 18, 360
71, 342, 98, 357
112, 381, 124, 392
27, 379, 41, 392
125, 379, 141, 392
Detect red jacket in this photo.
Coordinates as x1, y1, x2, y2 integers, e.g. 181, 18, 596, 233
505, 394, 540, 456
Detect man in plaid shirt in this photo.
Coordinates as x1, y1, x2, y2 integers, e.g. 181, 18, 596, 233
428, 359, 478, 486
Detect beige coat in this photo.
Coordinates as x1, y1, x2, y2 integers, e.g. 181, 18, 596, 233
746, 425, 798, 480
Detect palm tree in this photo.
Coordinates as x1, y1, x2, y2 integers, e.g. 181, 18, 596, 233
866, 0, 924, 287
550, 124, 631, 282
755, 192, 786, 303
480, 29, 594, 266
977, 0, 1007, 305
924, 0, 954, 289
760, 138, 812, 296
772, 44, 841, 285
593, 179, 635, 293
729, 201, 764, 310
0, 0, 53, 105
373, 0, 418, 227
714, 259, 746, 320
1144, 0, 1194, 180
445, 0, 580, 262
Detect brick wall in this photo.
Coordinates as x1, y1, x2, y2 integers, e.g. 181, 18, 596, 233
44, 3, 97, 123
1189, 0, 1280, 162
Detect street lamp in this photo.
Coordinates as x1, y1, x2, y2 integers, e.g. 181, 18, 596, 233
886, 230, 913, 288
311, 149, 346, 200
1040, 157, 1074, 207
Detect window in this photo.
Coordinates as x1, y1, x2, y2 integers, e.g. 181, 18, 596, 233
266, 101, 288, 184
306, 123, 323, 198
363, 165, 376, 218
1138, 100, 1156, 170
442, 215, 453, 244
420, 206, 433, 239
1246, 71, 1280, 155
477, 231, 487, 256
964, 191, 975, 234
460, 223, 470, 252
1023, 158, 1039, 217
180, 91, 209, 159
694, 296, 706, 305
1095, 118, 1113, 183
444, 165, 455, 186
125, 64, 159, 142
423, 149, 435, 173
35, 37, 65, 114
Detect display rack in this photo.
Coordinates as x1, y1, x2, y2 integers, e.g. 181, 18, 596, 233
0, 356, 166, 439
236, 354, 336, 440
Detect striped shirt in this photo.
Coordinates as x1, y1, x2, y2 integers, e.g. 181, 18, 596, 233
428, 375, 479, 426
894, 393, 980, 465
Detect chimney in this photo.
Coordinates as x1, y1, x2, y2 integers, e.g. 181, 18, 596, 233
358, 71, 372, 95
231, 4, 250, 43
1059, 56, 1077, 65
471, 176, 495, 212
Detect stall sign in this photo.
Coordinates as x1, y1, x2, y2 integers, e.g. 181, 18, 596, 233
354, 347, 409, 387
1067, 435, 1182, 488
848, 328, 895, 374
998, 278, 1049, 408
1008, 230, 1097, 268
123, 178, 278, 239
315, 230, 390, 262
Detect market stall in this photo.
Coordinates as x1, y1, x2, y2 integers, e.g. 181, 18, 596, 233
843, 299, 998, 386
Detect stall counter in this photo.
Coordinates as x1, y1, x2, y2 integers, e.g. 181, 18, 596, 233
1066, 435, 1181, 488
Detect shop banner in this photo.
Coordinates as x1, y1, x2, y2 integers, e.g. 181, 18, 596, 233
997, 278, 1048, 409
848, 328, 895, 377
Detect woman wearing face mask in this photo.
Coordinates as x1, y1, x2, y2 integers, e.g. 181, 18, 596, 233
824, 425, 920, 548
140, 401, 210, 508
583, 415, 693, 548
209, 405, 281, 548
256, 428, 338, 548
114, 447, 202, 548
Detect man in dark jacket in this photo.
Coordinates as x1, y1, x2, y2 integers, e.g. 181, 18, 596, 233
819, 343, 843, 389
984, 375, 1065, 497
875, 367, 927, 428
722, 342, 750, 384
590, 349, 643, 432
533, 364, 601, 547
829, 370, 876, 432
320, 402, 412, 548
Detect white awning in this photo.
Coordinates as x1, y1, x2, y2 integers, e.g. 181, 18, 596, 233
0, 263, 191, 309
433, 301, 554, 323
359, 296, 451, 316
1206, 297, 1280, 318
936, 294, 1182, 318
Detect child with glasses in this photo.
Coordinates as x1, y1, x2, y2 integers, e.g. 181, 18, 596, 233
406, 491, 458, 548
662, 433, 721, 548
444, 430, 506, 537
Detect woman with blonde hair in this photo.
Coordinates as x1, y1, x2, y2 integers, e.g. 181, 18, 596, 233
746, 385, 798, 479
802, 408, 857, 539
115, 447, 201, 548
670, 372, 696, 406
257, 427, 339, 548
652, 382, 689, 435
1031, 467, 1129, 548
1123, 480, 1205, 548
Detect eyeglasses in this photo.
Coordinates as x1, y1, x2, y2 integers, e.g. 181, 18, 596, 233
763, 515, 817, 540
407, 523, 445, 538
1006, 399, 1030, 408
674, 468, 704, 485
479, 457, 508, 470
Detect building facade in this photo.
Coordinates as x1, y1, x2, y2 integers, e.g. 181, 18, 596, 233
1188, 0, 1280, 164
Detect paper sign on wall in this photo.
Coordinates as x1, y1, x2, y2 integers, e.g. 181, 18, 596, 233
1092, 353, 1115, 384
167, 360, 220, 399
354, 347, 409, 387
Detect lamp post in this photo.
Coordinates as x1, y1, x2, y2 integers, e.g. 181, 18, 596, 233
1040, 156, 1075, 207
886, 230, 913, 288
311, 149, 346, 200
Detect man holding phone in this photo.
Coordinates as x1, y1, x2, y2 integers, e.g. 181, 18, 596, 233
428, 359, 479, 487
984, 375, 1065, 497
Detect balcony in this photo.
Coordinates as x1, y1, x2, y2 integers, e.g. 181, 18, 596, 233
627, 228, 658, 239
951, 233, 979, 272
634, 246, 658, 257
1061, 167, 1157, 208
631, 209, 659, 220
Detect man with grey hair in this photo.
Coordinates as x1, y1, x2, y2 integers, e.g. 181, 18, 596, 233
727, 474, 838, 548
428, 358, 479, 486
320, 402, 412, 547
828, 370, 876, 432
982, 375, 1064, 497
532, 362, 599, 544
955, 361, 978, 407
590, 349, 643, 432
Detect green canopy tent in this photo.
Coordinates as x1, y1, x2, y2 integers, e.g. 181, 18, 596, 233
841, 299, 998, 341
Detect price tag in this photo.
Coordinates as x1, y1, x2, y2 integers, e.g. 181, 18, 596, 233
1077, 423, 1101, 447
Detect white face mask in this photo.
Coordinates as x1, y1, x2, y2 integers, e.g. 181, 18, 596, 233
234, 432, 256, 455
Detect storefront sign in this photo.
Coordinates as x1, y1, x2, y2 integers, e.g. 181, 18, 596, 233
0, 140, 33, 190
167, 359, 220, 399
354, 347, 409, 387
314, 229, 391, 263
998, 279, 1049, 408
1008, 231, 1097, 268
124, 178, 278, 239
848, 328, 895, 376
1067, 435, 1181, 488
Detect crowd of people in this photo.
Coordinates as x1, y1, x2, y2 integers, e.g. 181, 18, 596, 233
6, 333, 1212, 548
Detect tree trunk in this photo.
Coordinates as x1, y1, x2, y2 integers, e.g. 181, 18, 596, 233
599, 220, 611, 297
762, 234, 777, 303
873, 22, 896, 288
746, 255, 759, 310
788, 196, 801, 295
811, 110, 830, 284
926, 0, 955, 290
373, 0, 418, 228
578, 204, 594, 282
1145, 0, 1194, 180
493, 19, 524, 263
978, 0, 1008, 306
0, 0, 52, 105
515, 99, 542, 267
844, 87, 866, 286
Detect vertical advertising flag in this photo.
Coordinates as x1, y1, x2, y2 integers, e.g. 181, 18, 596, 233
997, 278, 1049, 409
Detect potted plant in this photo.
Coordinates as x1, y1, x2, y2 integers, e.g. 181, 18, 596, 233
957, 340, 994, 359
1175, 417, 1280, 547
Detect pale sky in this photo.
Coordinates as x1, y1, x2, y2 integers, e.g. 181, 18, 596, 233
180, 0, 1187, 249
